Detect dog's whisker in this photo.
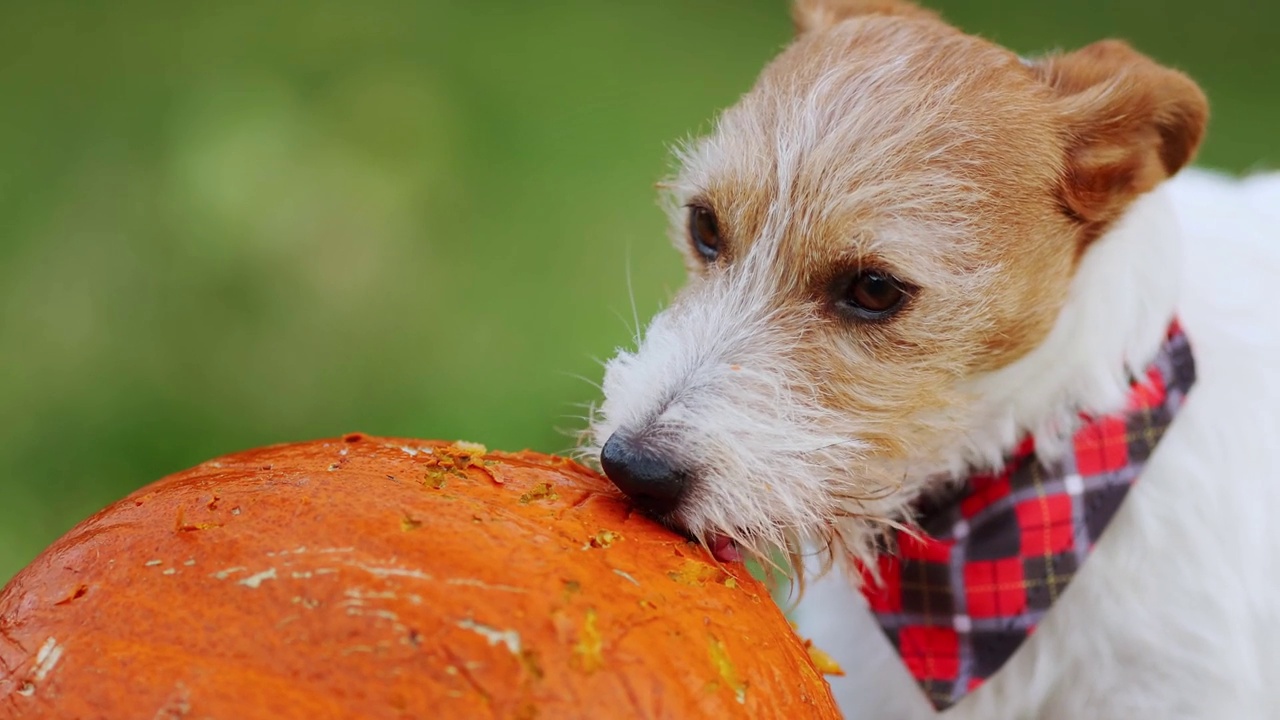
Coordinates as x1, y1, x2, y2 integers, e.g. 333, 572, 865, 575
555, 371, 604, 393
623, 245, 643, 348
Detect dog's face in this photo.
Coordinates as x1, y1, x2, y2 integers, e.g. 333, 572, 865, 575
587, 0, 1207, 566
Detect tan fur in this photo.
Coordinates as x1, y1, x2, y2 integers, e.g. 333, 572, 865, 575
1036, 40, 1209, 243
593, 0, 1209, 573
792, 0, 938, 33
668, 4, 1206, 468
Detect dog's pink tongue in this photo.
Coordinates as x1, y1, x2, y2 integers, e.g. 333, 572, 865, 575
708, 534, 743, 563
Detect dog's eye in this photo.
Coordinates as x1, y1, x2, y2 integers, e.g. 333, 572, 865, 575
836, 271, 910, 321
687, 205, 722, 262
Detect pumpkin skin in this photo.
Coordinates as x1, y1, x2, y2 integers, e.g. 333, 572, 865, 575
0, 435, 840, 719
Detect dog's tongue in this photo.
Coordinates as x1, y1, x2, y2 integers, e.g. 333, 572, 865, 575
708, 534, 743, 563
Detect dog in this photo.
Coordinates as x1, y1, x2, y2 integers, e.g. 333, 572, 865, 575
583, 1, 1280, 717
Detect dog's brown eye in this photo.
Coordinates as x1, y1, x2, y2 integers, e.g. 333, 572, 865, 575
688, 205, 721, 262
837, 271, 910, 321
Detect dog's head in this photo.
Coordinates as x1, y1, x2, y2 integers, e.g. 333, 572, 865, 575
586, 0, 1207, 568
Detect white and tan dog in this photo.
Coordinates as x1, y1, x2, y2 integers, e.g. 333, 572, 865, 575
585, 1, 1280, 717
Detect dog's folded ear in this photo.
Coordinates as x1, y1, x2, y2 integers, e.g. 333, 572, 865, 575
1034, 40, 1209, 237
792, 0, 936, 34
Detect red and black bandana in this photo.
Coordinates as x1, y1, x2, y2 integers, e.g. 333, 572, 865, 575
858, 320, 1197, 711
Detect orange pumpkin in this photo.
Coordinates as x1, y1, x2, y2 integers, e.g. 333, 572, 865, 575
0, 435, 840, 719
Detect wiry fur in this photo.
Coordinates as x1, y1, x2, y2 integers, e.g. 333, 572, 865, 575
583, 1, 1280, 716
588, 10, 1079, 572
586, 246, 909, 567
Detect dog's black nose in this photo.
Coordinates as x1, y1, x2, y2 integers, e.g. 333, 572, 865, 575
599, 433, 688, 516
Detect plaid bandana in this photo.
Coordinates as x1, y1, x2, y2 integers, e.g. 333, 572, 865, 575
857, 320, 1196, 711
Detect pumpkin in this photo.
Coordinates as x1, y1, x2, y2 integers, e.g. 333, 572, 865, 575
0, 434, 840, 719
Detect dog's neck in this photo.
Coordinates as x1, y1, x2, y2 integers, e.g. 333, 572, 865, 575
854, 182, 1198, 708
955, 183, 1185, 475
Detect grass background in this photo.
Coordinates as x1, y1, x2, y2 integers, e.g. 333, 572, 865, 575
2, 0, 1276, 583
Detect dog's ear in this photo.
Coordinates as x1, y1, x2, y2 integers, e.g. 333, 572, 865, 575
1034, 40, 1208, 237
792, 0, 936, 34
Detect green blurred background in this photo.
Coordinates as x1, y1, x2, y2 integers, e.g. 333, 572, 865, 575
1, 0, 1276, 583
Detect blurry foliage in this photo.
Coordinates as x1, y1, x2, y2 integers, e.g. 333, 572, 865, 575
1, 0, 1275, 581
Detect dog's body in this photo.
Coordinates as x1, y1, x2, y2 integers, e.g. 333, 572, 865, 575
586, 2, 1280, 717
795, 168, 1280, 718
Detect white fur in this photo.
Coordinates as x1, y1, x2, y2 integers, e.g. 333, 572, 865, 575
587, 254, 886, 559
793, 168, 1280, 718
959, 185, 1183, 470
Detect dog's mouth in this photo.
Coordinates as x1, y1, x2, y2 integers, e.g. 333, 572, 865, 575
707, 533, 744, 563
